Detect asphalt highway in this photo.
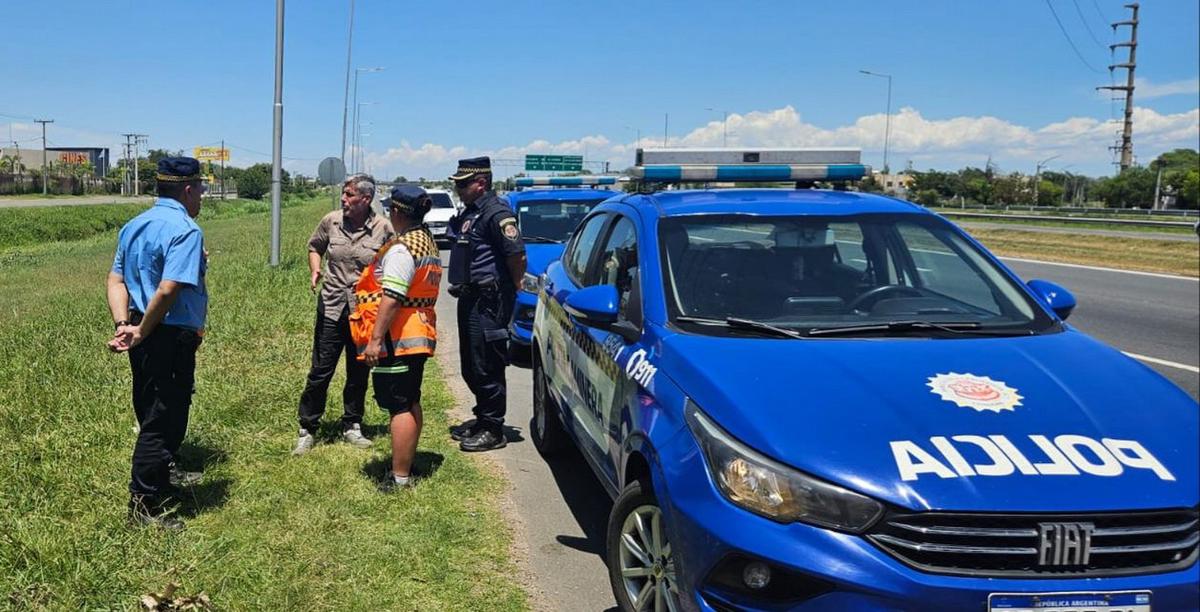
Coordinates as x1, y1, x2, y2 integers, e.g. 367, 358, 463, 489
1002, 257, 1199, 401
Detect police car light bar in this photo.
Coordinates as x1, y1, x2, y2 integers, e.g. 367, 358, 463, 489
632, 148, 868, 182
514, 176, 620, 187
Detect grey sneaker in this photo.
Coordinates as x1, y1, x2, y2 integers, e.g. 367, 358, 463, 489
342, 423, 372, 449
292, 428, 315, 455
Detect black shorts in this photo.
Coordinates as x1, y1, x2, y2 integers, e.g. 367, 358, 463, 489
372, 355, 427, 415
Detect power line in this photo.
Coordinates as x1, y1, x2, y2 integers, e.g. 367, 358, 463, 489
1071, 0, 1107, 49
1045, 0, 1104, 73
1090, 0, 1110, 25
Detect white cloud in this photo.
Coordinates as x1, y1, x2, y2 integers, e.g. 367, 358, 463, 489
1134, 77, 1200, 100
209, 105, 1200, 180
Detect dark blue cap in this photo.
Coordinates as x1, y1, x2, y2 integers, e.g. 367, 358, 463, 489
384, 184, 432, 217
156, 157, 202, 182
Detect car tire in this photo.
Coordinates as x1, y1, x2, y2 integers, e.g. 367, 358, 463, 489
607, 479, 682, 612
530, 352, 568, 456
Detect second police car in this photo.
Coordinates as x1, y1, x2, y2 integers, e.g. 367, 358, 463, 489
528, 148, 1199, 612
507, 176, 621, 366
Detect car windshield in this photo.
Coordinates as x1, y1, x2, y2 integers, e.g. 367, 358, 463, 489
429, 193, 454, 209
515, 198, 605, 242
659, 213, 1058, 337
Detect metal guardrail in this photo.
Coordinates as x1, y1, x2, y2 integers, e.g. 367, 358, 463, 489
939, 211, 1197, 229
938, 205, 1198, 218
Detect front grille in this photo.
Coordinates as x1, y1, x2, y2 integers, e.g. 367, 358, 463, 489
867, 508, 1198, 578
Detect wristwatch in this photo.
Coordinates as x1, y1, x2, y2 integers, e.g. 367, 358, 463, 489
115, 319, 131, 330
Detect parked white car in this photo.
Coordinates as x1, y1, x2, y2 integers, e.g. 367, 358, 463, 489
423, 188, 458, 246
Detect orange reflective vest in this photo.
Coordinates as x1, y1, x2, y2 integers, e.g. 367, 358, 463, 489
350, 225, 441, 359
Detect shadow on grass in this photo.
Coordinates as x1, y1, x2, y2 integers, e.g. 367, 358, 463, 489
360, 451, 446, 486
175, 478, 232, 518
175, 439, 229, 472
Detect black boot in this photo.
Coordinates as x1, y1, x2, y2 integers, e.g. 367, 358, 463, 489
450, 418, 480, 441
128, 495, 184, 531
460, 427, 507, 452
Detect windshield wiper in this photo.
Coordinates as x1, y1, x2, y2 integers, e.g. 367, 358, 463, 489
522, 235, 561, 244
676, 316, 808, 339
807, 320, 1035, 338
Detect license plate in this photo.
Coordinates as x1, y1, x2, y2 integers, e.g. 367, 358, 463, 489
989, 591, 1150, 612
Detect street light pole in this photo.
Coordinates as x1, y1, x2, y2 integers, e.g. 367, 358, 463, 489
34, 119, 53, 194
859, 70, 892, 174
355, 102, 375, 174
350, 67, 383, 174
339, 0, 355, 169
269, 0, 285, 267
705, 108, 729, 147
1034, 154, 1060, 206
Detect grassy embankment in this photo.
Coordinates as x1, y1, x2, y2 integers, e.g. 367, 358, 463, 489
0, 196, 527, 610
944, 214, 1195, 236
968, 228, 1199, 277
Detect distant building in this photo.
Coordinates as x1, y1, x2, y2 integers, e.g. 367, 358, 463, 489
0, 147, 110, 178
872, 171, 914, 197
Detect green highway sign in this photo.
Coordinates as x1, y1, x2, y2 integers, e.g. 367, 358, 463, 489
525, 154, 583, 172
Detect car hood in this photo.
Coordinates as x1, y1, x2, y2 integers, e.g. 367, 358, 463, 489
525, 243, 567, 277
424, 208, 456, 223
660, 329, 1199, 512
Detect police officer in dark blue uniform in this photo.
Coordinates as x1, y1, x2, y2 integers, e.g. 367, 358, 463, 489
447, 157, 527, 452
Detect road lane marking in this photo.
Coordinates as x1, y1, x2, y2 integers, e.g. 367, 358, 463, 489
1123, 352, 1200, 373
1000, 257, 1199, 282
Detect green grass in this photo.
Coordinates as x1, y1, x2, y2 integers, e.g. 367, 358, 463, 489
0, 198, 527, 610
0, 196, 322, 252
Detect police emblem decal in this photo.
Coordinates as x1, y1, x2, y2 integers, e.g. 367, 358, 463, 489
927, 372, 1023, 413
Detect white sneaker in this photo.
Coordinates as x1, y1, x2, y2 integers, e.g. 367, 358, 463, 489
292, 428, 315, 455
343, 423, 372, 449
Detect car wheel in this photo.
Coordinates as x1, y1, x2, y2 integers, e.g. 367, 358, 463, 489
530, 351, 567, 456
607, 479, 681, 612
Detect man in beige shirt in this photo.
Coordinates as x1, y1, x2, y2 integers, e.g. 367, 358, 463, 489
293, 174, 394, 455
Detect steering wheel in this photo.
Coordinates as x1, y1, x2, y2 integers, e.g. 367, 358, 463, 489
725, 240, 766, 249
846, 284, 924, 311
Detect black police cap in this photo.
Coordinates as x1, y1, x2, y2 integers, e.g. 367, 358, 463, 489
156, 157, 202, 182
449, 156, 492, 181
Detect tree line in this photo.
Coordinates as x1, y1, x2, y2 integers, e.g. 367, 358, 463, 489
883, 148, 1198, 210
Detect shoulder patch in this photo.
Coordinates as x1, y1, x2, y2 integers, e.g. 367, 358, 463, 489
501, 218, 520, 241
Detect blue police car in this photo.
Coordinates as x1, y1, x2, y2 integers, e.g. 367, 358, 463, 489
507, 176, 621, 366
529, 149, 1199, 611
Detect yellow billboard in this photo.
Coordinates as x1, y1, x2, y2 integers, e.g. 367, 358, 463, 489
193, 146, 229, 162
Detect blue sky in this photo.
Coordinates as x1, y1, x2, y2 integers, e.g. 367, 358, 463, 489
1, 0, 1196, 179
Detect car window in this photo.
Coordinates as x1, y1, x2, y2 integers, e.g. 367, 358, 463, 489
660, 213, 1052, 335
515, 198, 604, 242
429, 193, 454, 209
593, 215, 641, 327
563, 213, 609, 285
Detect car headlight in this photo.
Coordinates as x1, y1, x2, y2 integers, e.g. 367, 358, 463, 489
520, 272, 543, 294
686, 401, 882, 532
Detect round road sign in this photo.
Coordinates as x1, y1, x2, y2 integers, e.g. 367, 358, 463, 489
318, 157, 346, 185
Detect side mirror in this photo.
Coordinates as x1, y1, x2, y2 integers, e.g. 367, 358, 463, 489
564, 285, 619, 326
1027, 279, 1076, 321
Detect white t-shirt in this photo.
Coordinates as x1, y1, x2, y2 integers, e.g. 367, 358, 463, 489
377, 242, 415, 300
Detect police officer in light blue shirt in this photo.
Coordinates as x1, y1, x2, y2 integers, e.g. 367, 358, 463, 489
106, 156, 208, 530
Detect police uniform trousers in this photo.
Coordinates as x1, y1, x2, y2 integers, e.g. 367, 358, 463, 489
297, 302, 369, 433
456, 286, 514, 432
128, 324, 201, 501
